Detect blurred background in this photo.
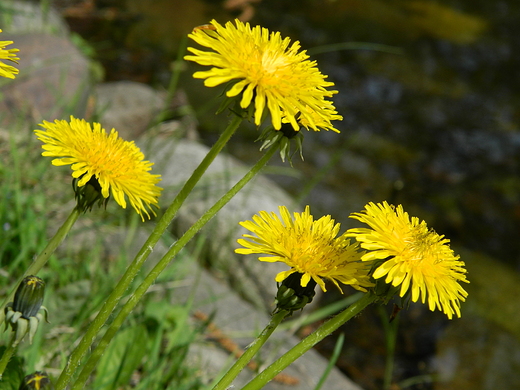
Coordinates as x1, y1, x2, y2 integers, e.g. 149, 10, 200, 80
7, 0, 520, 389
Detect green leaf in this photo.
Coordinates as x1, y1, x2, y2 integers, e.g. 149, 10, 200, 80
144, 302, 194, 347
92, 325, 149, 390
0, 348, 24, 390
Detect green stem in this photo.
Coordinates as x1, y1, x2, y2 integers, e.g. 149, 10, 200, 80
70, 145, 278, 390
314, 332, 345, 390
55, 116, 242, 390
213, 310, 289, 390
0, 207, 81, 324
241, 292, 377, 390
379, 305, 399, 390
0, 336, 18, 379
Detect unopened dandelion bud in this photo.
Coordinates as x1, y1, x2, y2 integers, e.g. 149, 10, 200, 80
19, 371, 54, 390
12, 276, 45, 319
5, 276, 49, 345
275, 272, 317, 314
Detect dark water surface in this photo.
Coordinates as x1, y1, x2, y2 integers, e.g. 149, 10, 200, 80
60, 0, 520, 389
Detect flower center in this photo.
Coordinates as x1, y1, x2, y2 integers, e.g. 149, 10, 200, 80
404, 227, 441, 264
243, 46, 290, 88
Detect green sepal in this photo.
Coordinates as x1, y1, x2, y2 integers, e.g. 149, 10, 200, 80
274, 272, 317, 315
11, 319, 28, 347
27, 318, 39, 345
279, 137, 291, 163
258, 129, 282, 152
256, 123, 305, 164
215, 83, 241, 115
72, 176, 108, 213
294, 132, 304, 161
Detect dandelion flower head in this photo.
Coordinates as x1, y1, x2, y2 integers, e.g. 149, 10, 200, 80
184, 19, 342, 132
0, 29, 20, 79
35, 116, 162, 220
236, 206, 373, 293
346, 201, 469, 319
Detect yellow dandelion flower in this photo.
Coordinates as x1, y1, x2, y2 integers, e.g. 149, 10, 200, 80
286, 103, 343, 133
0, 29, 20, 79
35, 116, 162, 220
235, 206, 373, 293
184, 19, 342, 132
346, 201, 469, 319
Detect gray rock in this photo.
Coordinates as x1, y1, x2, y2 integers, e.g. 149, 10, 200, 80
177, 256, 363, 390
0, 33, 91, 127
141, 134, 305, 313
95, 81, 166, 140
0, 0, 69, 36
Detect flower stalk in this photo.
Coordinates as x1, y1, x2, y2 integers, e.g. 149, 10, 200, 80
241, 292, 377, 390
212, 309, 289, 390
0, 339, 17, 379
55, 115, 243, 390
380, 305, 399, 390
